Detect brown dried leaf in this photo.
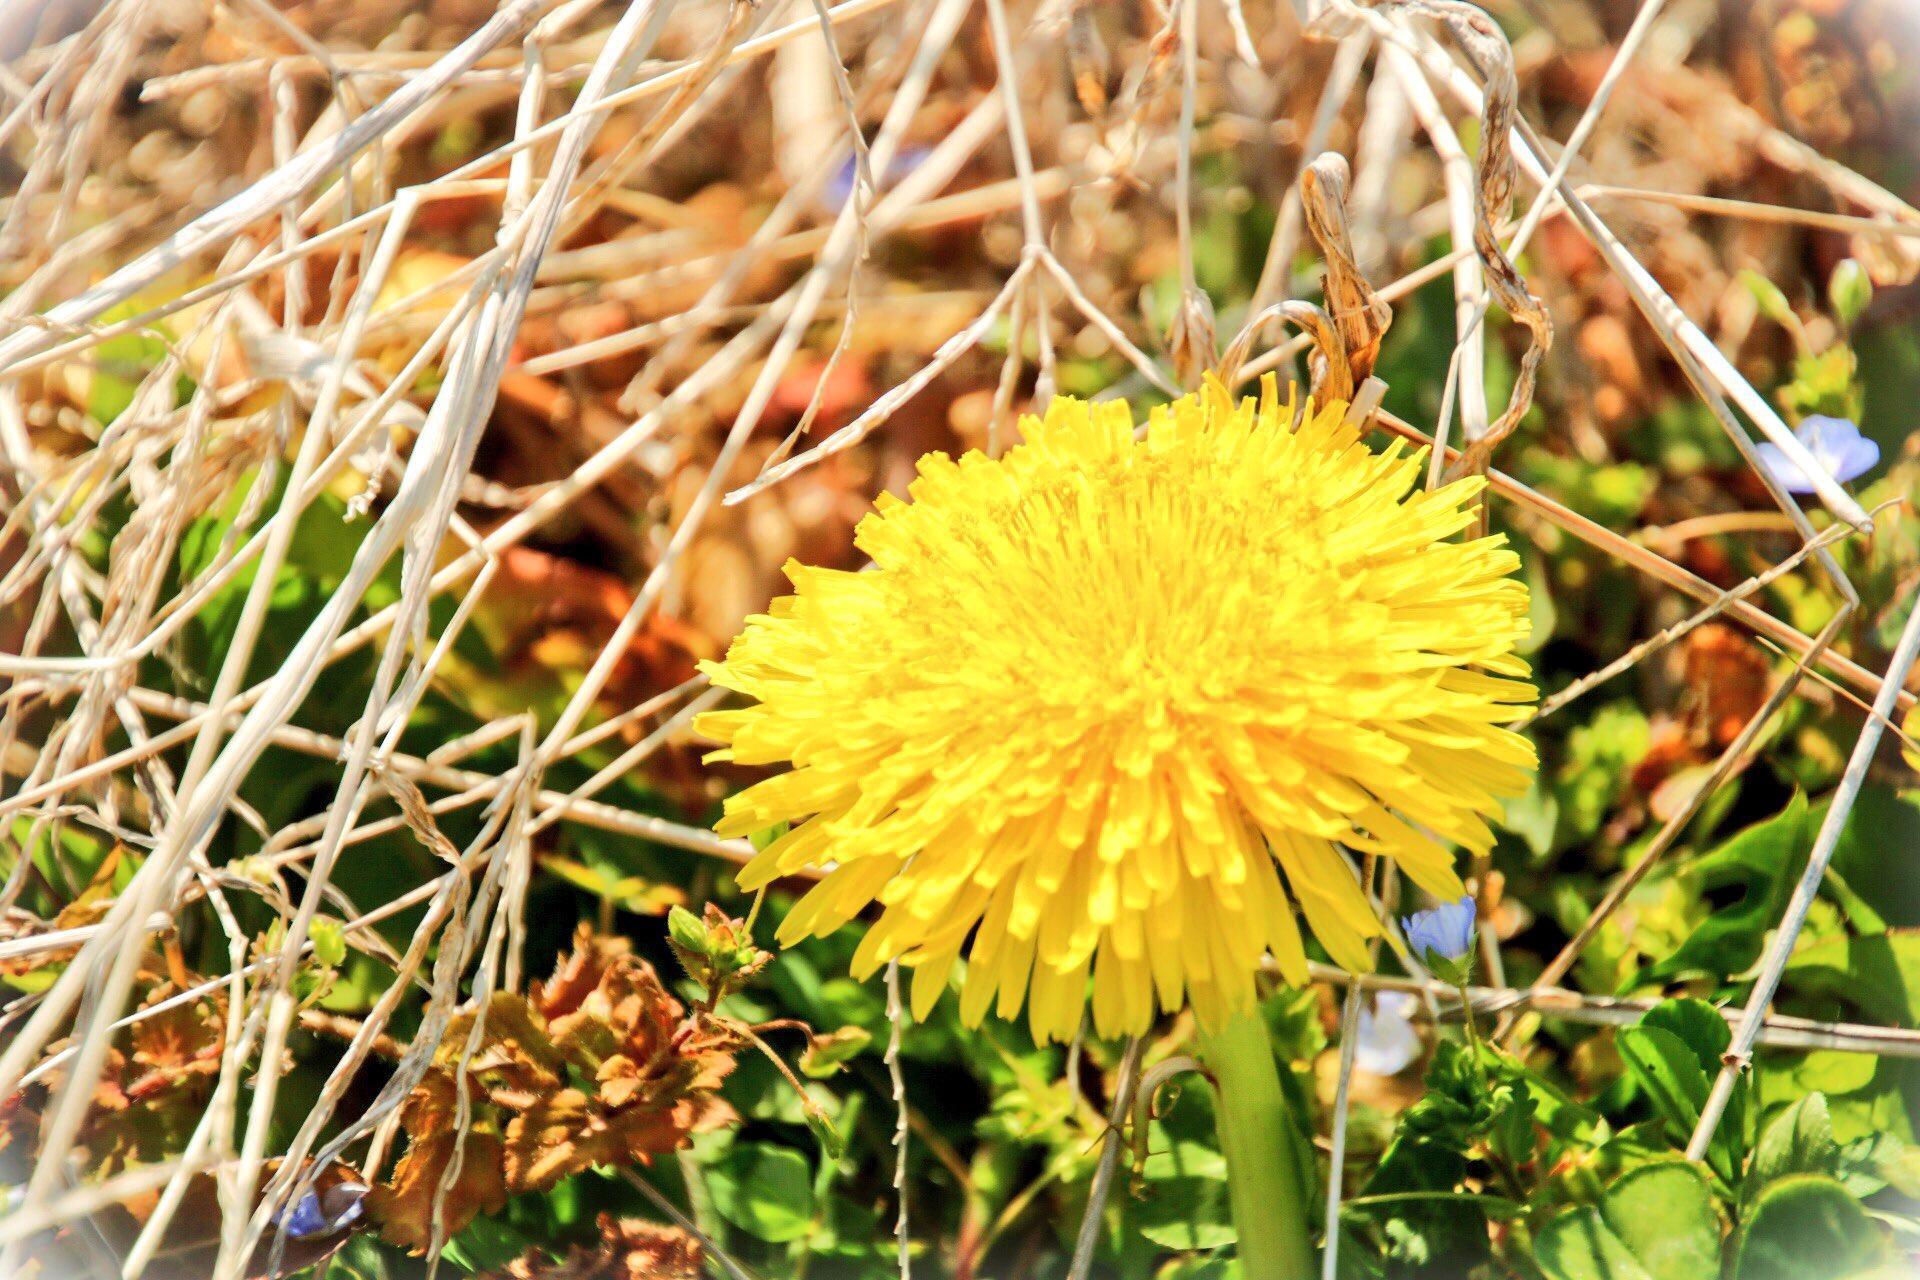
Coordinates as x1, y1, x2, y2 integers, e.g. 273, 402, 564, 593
478, 1212, 703, 1280
533, 925, 636, 1022
443, 992, 568, 1097
368, 1127, 508, 1254
369, 928, 739, 1242
503, 1089, 599, 1191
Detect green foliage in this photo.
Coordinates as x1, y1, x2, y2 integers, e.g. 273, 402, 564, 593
1134, 1141, 1236, 1252
1740, 269, 1799, 332
706, 1144, 816, 1243
1749, 1093, 1839, 1192
1787, 931, 1920, 1026
1733, 1176, 1888, 1280
1617, 999, 1748, 1184
1830, 260, 1874, 330
1782, 346, 1863, 422
1641, 796, 1810, 988
1330, 981, 1915, 1280
1550, 703, 1651, 851
665, 902, 769, 1006
1536, 1161, 1721, 1280
86, 301, 190, 425
1344, 1038, 1549, 1275
798, 1025, 872, 1079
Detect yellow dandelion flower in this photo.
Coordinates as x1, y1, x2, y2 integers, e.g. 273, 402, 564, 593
697, 378, 1536, 1043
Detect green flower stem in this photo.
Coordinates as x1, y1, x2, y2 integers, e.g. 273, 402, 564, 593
1197, 1009, 1316, 1280
1457, 981, 1486, 1077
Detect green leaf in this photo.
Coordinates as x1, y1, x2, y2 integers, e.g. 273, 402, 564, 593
1638, 997, 1730, 1062
87, 310, 173, 425
1818, 1060, 1919, 1146
803, 1109, 845, 1162
706, 1144, 815, 1243
749, 822, 790, 852
1784, 346, 1862, 421
799, 1026, 872, 1079
1520, 548, 1559, 656
1536, 1161, 1721, 1280
1830, 259, 1873, 327
1786, 1051, 1878, 1097
1502, 778, 1559, 859
327, 1235, 393, 1280
1786, 930, 1920, 1025
807, 1193, 887, 1261
1135, 1175, 1236, 1251
1828, 789, 1920, 929
1340, 1191, 1521, 1218
1749, 1094, 1838, 1195
1141, 1140, 1229, 1183
1551, 703, 1651, 847
1599, 1162, 1722, 1280
1618, 1000, 1748, 1181
1643, 795, 1809, 987
1537, 1207, 1657, 1280
1740, 269, 1798, 329
1616, 1026, 1709, 1137
1733, 1175, 1887, 1280
1356, 1038, 1539, 1274
442, 1212, 543, 1272
1869, 1137, 1920, 1198
1157, 1257, 1243, 1280
540, 855, 683, 917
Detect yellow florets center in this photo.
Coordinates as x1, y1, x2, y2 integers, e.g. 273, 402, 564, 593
698, 378, 1537, 1043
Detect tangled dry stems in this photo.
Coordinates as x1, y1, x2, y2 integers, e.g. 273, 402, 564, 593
1, 0, 1919, 1275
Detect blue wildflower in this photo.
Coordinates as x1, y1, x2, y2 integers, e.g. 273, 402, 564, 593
275, 1182, 369, 1240
1401, 897, 1477, 983
1755, 415, 1879, 494
1354, 990, 1422, 1076
820, 145, 933, 212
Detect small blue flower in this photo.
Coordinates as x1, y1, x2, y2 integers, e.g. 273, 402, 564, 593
820, 145, 933, 212
1402, 896, 1476, 981
1354, 990, 1422, 1076
275, 1182, 368, 1240
1755, 415, 1880, 494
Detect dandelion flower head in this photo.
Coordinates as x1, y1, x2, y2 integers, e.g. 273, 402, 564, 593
697, 379, 1536, 1043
